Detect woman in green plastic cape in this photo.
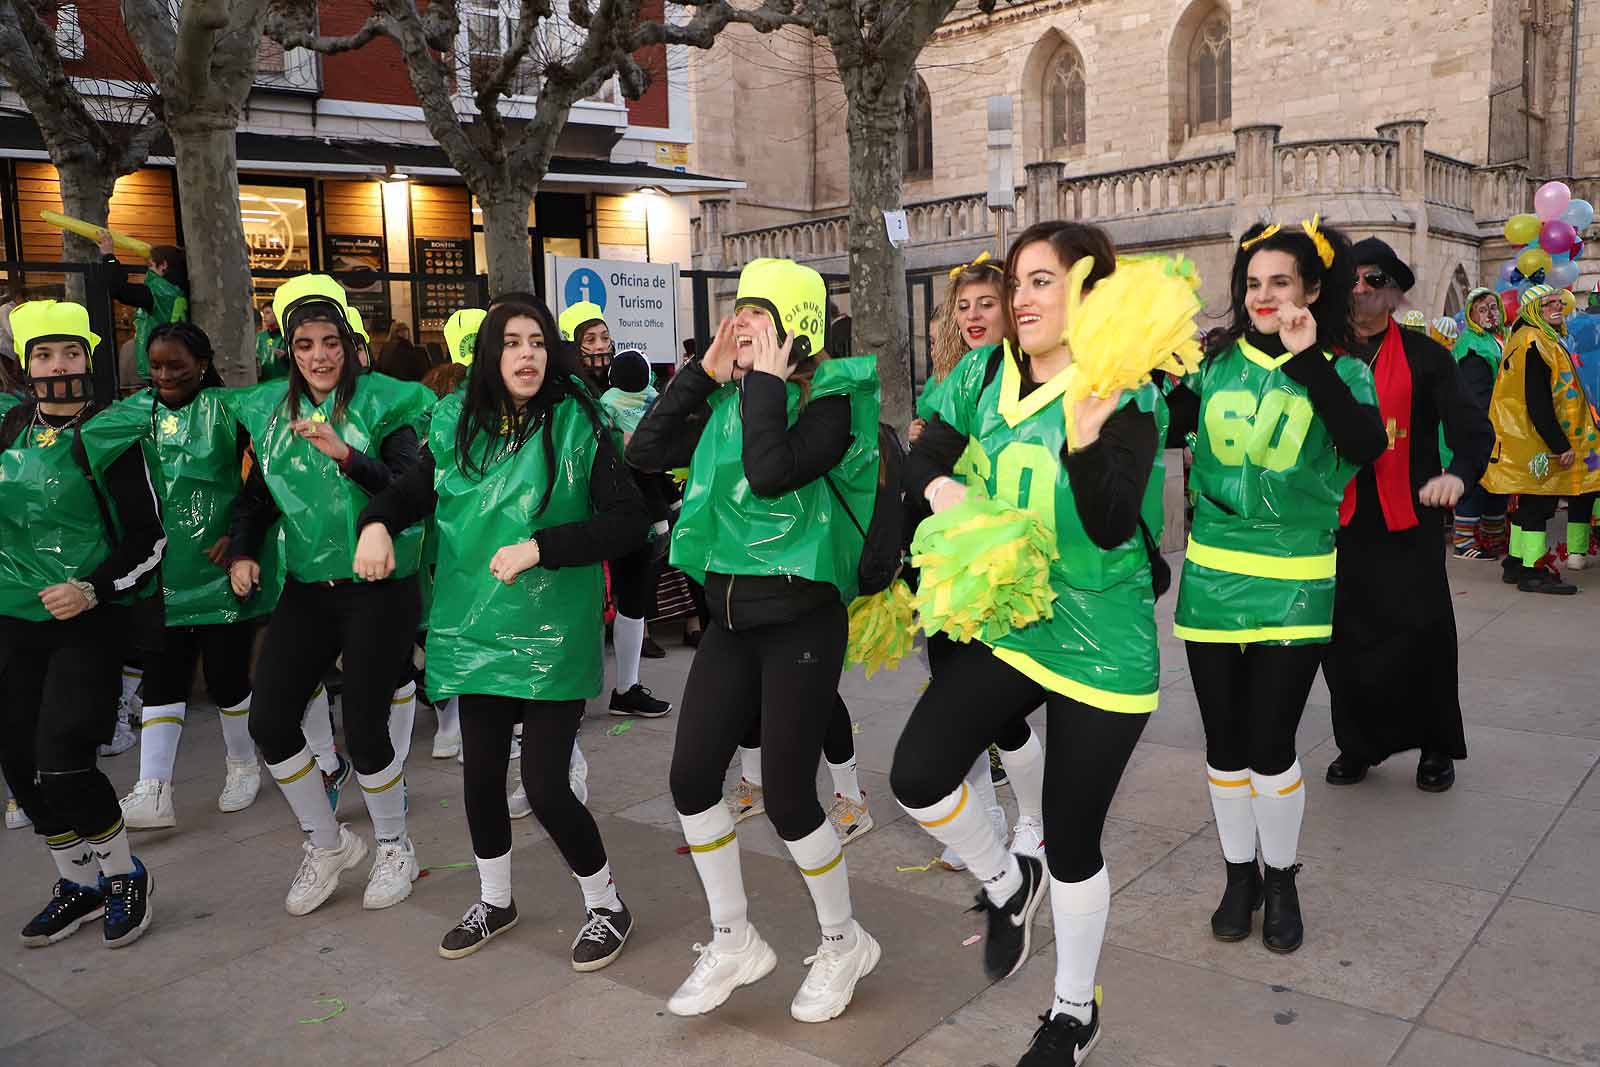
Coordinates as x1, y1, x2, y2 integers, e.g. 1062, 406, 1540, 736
102, 321, 284, 832
626, 257, 885, 1023
97, 231, 188, 384
256, 303, 289, 381
1447, 287, 1511, 558
0, 299, 165, 948
221, 273, 436, 918
1167, 219, 1387, 958
354, 297, 648, 965
892, 222, 1176, 1057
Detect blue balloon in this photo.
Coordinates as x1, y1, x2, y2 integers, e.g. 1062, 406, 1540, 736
1562, 199, 1596, 231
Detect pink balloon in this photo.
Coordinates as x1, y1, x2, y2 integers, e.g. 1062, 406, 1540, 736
1541, 219, 1578, 254
1536, 180, 1573, 221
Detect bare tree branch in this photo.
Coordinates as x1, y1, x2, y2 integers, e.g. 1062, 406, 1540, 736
264, 0, 388, 54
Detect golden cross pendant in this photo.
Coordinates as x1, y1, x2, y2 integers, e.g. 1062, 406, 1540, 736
1385, 418, 1408, 450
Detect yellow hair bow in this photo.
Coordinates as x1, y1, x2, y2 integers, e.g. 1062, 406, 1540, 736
1239, 224, 1281, 251
1238, 216, 1335, 269
948, 251, 997, 280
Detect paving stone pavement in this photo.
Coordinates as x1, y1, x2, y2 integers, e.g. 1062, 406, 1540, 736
2, 551, 1597, 1066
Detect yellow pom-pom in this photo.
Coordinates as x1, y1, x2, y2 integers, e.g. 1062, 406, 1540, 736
846, 581, 917, 677
911, 497, 1058, 644
1062, 254, 1205, 410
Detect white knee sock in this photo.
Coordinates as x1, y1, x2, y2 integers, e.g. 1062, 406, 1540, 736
136, 702, 186, 782
1250, 762, 1305, 869
739, 745, 762, 787
900, 783, 1021, 904
477, 849, 512, 908
218, 694, 256, 763
357, 753, 407, 842
1049, 866, 1110, 1024
785, 821, 856, 947
301, 686, 339, 774
120, 665, 143, 708
435, 696, 460, 739
1206, 764, 1257, 863
46, 832, 96, 883
679, 803, 748, 949
965, 750, 1004, 835
827, 756, 863, 803
613, 614, 645, 692
1000, 728, 1045, 823
388, 682, 417, 767
576, 861, 624, 912
88, 820, 136, 877
266, 747, 339, 848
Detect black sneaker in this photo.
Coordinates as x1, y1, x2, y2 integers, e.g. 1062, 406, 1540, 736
571, 902, 633, 972
609, 684, 672, 718
20, 879, 104, 947
1018, 1004, 1101, 1065
989, 745, 1008, 788
100, 858, 153, 948
640, 635, 667, 660
1519, 566, 1579, 595
968, 854, 1046, 981
439, 900, 519, 959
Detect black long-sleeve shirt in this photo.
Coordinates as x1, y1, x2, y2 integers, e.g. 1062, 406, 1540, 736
102, 254, 153, 313
357, 417, 647, 569
1516, 327, 1573, 454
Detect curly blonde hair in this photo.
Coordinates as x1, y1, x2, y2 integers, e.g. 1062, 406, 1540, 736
930, 260, 1006, 383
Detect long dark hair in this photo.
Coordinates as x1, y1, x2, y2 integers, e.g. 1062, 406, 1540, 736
1215, 220, 1357, 356
150, 245, 189, 296
147, 320, 224, 396
1002, 220, 1117, 373
455, 298, 609, 517
284, 303, 361, 421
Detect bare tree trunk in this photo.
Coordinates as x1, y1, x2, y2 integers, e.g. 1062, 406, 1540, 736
55, 161, 117, 304
478, 191, 537, 296
169, 117, 255, 386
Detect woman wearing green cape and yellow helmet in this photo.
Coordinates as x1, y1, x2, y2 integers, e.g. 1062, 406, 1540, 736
0, 299, 166, 949
221, 273, 437, 918
627, 257, 884, 1024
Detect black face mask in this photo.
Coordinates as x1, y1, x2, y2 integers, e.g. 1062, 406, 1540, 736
29, 372, 95, 405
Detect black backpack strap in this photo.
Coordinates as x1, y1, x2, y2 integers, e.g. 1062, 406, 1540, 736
1138, 516, 1172, 597
823, 471, 867, 542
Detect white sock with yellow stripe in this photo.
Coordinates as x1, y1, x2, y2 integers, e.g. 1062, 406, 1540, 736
1250, 762, 1305, 868
267, 747, 339, 848
136, 702, 186, 782
679, 803, 748, 949
1049, 866, 1109, 1024
357, 753, 407, 841
301, 686, 339, 774
388, 682, 417, 767
901, 783, 1021, 905
218, 694, 255, 763
1206, 764, 1257, 863
784, 821, 856, 949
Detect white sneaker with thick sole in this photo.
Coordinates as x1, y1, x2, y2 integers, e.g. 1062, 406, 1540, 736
364, 836, 420, 909
431, 730, 461, 760
1569, 554, 1589, 571
119, 778, 176, 830
667, 925, 778, 1017
99, 715, 138, 758
826, 793, 875, 845
508, 786, 532, 819
285, 825, 368, 916
1011, 815, 1046, 861
217, 759, 261, 813
5, 798, 31, 829
790, 922, 882, 1023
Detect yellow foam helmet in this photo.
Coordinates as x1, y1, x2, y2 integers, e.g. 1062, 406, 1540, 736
10, 300, 101, 369
734, 258, 827, 361
272, 273, 350, 334
558, 301, 606, 344
345, 305, 369, 345
443, 308, 487, 366
1399, 309, 1428, 331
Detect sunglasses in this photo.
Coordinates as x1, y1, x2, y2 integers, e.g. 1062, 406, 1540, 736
1359, 271, 1392, 290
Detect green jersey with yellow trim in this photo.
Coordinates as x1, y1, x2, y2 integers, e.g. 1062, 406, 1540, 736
1174, 338, 1377, 644
934, 343, 1167, 714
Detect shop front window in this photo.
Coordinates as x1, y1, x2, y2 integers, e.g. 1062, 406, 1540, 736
239, 185, 312, 273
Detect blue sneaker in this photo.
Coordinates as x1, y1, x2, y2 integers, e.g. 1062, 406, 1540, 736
20, 879, 104, 947
324, 753, 352, 814
99, 858, 153, 948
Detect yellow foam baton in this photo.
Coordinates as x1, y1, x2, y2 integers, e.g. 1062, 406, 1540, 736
39, 210, 152, 258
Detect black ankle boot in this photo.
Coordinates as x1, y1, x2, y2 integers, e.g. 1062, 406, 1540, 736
1210, 859, 1263, 942
1261, 863, 1304, 954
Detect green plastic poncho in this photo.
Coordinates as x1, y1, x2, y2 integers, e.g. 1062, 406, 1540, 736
134, 271, 187, 381
0, 407, 155, 620
225, 373, 435, 584
256, 329, 289, 381
599, 384, 657, 434
670, 357, 881, 602
0, 394, 19, 419
423, 390, 606, 701
1442, 287, 1507, 467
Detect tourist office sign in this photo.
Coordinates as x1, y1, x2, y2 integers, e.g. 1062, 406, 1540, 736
547, 255, 680, 366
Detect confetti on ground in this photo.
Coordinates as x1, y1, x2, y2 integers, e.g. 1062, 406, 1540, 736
895, 856, 942, 873
852, 723, 862, 735
419, 862, 475, 878
962, 934, 982, 947
606, 721, 634, 736
298, 997, 346, 1025
439, 799, 449, 807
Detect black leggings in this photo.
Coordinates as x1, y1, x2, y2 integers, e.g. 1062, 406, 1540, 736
459, 695, 604, 875
1184, 641, 1324, 776
739, 692, 855, 765
142, 619, 256, 708
609, 541, 659, 619
670, 598, 848, 840
925, 631, 1032, 751
890, 639, 1148, 884
1514, 492, 1598, 533
249, 577, 420, 774
0, 610, 127, 840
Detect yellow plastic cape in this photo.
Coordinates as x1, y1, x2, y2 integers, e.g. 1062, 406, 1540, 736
845, 580, 917, 677
1482, 323, 1600, 496
1061, 253, 1204, 410
910, 496, 1058, 644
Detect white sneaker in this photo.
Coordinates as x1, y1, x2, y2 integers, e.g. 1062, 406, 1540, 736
363, 835, 420, 910
217, 758, 261, 813
1569, 553, 1588, 571
570, 758, 590, 807
724, 778, 765, 824
99, 713, 137, 758
508, 786, 532, 819
286, 825, 368, 916
667, 925, 778, 1016
1011, 815, 1046, 861
4, 798, 30, 829
790, 922, 882, 1023
936, 846, 967, 872
826, 793, 875, 845
432, 727, 461, 759
119, 778, 176, 830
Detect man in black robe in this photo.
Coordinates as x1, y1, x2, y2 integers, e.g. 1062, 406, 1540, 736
1324, 238, 1494, 792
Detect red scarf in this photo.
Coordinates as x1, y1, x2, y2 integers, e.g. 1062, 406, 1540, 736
1339, 323, 1417, 531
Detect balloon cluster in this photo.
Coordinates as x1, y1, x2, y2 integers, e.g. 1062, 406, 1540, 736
1499, 181, 1592, 306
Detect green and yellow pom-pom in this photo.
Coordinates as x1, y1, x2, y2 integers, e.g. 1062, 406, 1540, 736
911, 497, 1059, 644
845, 580, 917, 677
669, 466, 689, 487
1061, 253, 1205, 409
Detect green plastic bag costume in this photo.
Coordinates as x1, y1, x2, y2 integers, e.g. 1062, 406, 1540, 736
1441, 286, 1505, 467
134, 270, 188, 381
256, 329, 289, 381
1173, 338, 1377, 645
915, 372, 950, 422
670, 356, 881, 602
0, 393, 19, 419
423, 390, 606, 701
225, 373, 435, 584
100, 389, 284, 626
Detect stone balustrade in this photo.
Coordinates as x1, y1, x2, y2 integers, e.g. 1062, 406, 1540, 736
1056, 153, 1234, 220
1424, 151, 1475, 210
1274, 139, 1398, 197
